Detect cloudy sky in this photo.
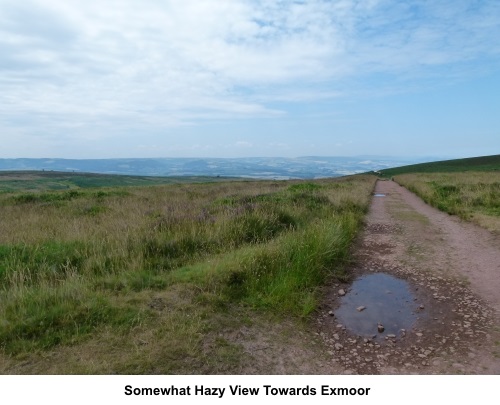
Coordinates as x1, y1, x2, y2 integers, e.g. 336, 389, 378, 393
1, 0, 500, 159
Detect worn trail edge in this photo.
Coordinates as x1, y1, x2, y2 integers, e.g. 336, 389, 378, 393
318, 179, 500, 374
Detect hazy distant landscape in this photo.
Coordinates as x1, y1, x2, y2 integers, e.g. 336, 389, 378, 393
0, 156, 428, 179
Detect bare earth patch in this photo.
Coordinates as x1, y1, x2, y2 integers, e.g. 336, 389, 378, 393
317, 179, 500, 374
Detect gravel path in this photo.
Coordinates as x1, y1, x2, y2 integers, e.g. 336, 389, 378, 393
318, 179, 500, 374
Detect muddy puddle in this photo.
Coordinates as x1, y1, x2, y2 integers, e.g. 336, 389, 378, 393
335, 273, 418, 339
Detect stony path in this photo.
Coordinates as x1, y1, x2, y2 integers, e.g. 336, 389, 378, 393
391, 180, 500, 315
317, 179, 500, 374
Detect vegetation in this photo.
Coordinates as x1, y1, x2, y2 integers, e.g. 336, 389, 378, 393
378, 154, 500, 178
0, 170, 236, 193
394, 172, 500, 233
0, 175, 376, 373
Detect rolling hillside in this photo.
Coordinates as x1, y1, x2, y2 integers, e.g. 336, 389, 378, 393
378, 154, 500, 177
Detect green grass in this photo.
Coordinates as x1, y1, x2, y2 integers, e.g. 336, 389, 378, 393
0, 170, 238, 193
0, 283, 144, 353
378, 154, 500, 178
394, 172, 500, 232
0, 175, 376, 371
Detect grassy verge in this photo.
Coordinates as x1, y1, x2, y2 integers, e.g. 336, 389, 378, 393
394, 172, 500, 233
0, 175, 376, 373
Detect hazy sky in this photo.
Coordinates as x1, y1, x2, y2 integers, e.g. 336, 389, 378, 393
1, 0, 499, 159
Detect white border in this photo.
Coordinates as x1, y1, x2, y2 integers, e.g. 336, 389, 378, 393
1, 375, 499, 405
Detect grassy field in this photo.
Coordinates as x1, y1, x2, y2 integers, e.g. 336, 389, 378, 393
378, 154, 500, 177
0, 174, 376, 373
394, 172, 500, 233
0, 170, 236, 193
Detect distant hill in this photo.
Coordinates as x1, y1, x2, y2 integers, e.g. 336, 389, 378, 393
0, 156, 424, 180
378, 154, 500, 177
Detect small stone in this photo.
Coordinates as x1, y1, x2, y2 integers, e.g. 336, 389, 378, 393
419, 304, 425, 309
377, 324, 385, 333
357, 306, 366, 312
338, 289, 346, 296
335, 343, 343, 351
387, 334, 396, 339
328, 311, 334, 316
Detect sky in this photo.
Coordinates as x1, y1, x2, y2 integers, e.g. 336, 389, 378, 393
1, 0, 500, 159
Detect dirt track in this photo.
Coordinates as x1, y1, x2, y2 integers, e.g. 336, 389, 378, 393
317, 179, 500, 374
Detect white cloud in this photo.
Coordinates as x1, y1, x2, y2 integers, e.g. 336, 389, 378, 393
1, 0, 500, 156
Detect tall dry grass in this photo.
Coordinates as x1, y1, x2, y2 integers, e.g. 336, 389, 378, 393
0, 175, 376, 372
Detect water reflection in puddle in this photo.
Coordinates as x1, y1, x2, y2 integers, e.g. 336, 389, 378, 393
335, 273, 417, 338
373, 193, 386, 197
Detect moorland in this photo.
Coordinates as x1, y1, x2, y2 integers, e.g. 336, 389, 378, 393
1, 154, 499, 374
0, 171, 375, 373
